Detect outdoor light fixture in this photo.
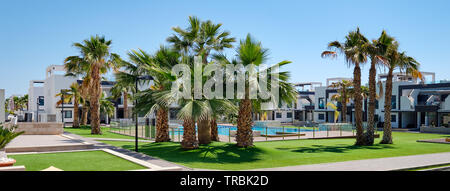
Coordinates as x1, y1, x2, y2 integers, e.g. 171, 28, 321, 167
135, 75, 153, 152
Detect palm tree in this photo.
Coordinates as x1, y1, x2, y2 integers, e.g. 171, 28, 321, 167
71, 35, 119, 134
100, 92, 115, 122
363, 30, 396, 145
322, 27, 369, 146
64, 55, 91, 126
379, 44, 421, 144
234, 34, 297, 147
56, 83, 82, 128
329, 80, 353, 123
132, 47, 181, 142
167, 16, 235, 141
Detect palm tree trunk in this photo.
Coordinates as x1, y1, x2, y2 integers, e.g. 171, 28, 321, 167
210, 118, 219, 141
353, 63, 365, 145
198, 118, 211, 144
155, 107, 170, 142
90, 64, 102, 134
365, 59, 377, 145
181, 118, 198, 149
381, 67, 394, 144
81, 105, 88, 125
123, 92, 128, 119
73, 97, 80, 128
236, 98, 253, 147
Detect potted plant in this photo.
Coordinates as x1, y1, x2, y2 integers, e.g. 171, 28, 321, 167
0, 125, 24, 167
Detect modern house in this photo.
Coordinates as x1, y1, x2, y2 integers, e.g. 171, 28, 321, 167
375, 72, 450, 128
26, 65, 146, 125
0, 89, 5, 123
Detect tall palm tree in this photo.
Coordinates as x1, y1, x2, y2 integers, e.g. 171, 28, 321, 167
322, 27, 369, 146
363, 30, 396, 145
379, 44, 421, 144
71, 35, 119, 134
329, 80, 353, 123
233, 34, 297, 147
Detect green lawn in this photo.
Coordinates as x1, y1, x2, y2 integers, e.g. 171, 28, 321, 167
101, 132, 450, 170
10, 150, 147, 171
64, 126, 144, 140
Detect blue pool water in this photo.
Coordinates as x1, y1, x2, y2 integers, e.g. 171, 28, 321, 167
169, 125, 326, 136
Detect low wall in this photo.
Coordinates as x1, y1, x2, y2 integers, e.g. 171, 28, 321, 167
420, 126, 450, 134
254, 121, 281, 127
10, 122, 64, 135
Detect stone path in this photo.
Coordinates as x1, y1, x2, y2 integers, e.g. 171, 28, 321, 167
249, 152, 450, 171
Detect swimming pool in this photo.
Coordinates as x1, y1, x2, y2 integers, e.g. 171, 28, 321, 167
169, 125, 337, 136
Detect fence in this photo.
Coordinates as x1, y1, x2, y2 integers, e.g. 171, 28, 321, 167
107, 120, 378, 143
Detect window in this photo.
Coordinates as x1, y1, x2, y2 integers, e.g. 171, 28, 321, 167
375, 100, 379, 109
64, 111, 72, 119
391, 96, 396, 109
276, 112, 282, 118
391, 115, 396, 122
287, 112, 292, 118
318, 113, 325, 120
38, 96, 44, 106
318, 98, 325, 109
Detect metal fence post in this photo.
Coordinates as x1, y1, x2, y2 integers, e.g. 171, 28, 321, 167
313, 126, 315, 138
283, 126, 285, 140
340, 125, 342, 137
298, 126, 300, 139
228, 127, 231, 143
327, 126, 329, 137
265, 127, 268, 141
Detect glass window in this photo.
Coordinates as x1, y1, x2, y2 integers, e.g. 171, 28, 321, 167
64, 111, 72, 119
318, 113, 325, 120
391, 115, 396, 122
38, 96, 44, 106
287, 112, 292, 118
375, 100, 379, 109
276, 112, 282, 118
319, 98, 325, 109
391, 96, 396, 109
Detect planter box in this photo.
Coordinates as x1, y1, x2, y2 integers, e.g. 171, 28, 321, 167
420, 126, 450, 134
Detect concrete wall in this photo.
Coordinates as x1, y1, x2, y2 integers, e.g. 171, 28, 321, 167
0, 89, 4, 123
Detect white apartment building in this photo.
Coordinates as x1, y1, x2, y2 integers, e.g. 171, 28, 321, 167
375, 72, 450, 128
0, 89, 5, 123
27, 65, 152, 125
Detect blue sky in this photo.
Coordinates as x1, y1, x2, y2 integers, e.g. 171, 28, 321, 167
1, 0, 450, 97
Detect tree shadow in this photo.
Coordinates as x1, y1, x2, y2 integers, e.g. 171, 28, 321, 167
276, 144, 395, 154
119, 142, 264, 164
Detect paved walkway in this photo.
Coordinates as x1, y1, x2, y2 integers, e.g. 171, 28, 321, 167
250, 152, 450, 171
63, 132, 191, 170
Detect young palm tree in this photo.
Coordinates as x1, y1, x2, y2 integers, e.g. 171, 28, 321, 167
71, 35, 119, 134
234, 34, 297, 147
329, 80, 353, 123
56, 83, 82, 128
322, 28, 369, 146
379, 44, 421, 144
100, 92, 115, 122
363, 31, 396, 145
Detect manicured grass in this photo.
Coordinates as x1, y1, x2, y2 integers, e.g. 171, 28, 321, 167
64, 126, 143, 140
100, 132, 450, 170
10, 150, 147, 171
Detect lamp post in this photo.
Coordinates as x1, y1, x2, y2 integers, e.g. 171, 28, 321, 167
36, 97, 39, 122
134, 75, 153, 152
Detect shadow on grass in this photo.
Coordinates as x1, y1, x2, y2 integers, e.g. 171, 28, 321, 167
276, 144, 395, 154
119, 142, 264, 164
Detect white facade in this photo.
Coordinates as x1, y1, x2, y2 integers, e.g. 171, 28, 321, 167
0, 89, 5, 123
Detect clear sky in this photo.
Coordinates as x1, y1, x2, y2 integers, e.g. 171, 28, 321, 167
1, 0, 450, 97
